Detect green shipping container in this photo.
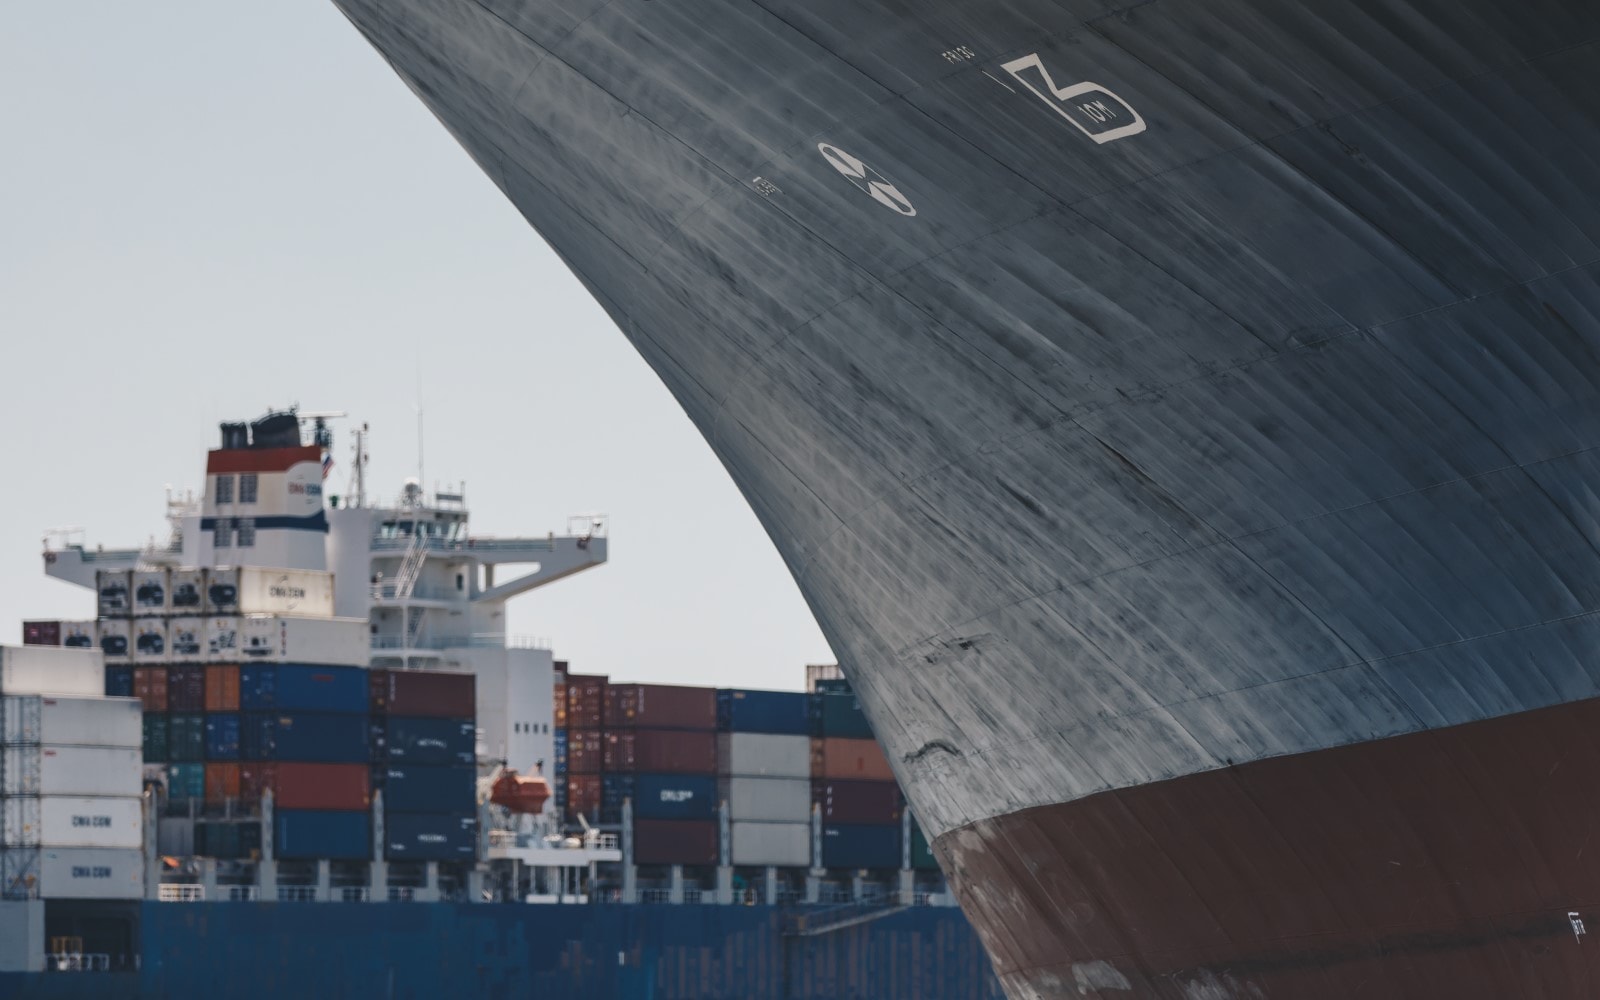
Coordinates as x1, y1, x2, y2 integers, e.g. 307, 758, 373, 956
143, 713, 170, 763
909, 821, 939, 871
814, 692, 874, 739
168, 762, 205, 802
169, 714, 206, 762
196, 821, 262, 860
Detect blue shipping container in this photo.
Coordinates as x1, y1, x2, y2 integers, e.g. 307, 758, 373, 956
632, 773, 718, 821
105, 665, 134, 698
242, 712, 369, 763
242, 664, 369, 713
206, 713, 241, 760
822, 824, 901, 870
168, 762, 205, 801
380, 765, 475, 812
717, 689, 811, 735
381, 717, 475, 765
274, 809, 371, 860
384, 812, 477, 861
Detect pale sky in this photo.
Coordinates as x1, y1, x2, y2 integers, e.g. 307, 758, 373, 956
0, 1, 833, 690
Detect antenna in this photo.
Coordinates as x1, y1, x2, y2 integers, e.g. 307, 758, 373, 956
415, 351, 425, 494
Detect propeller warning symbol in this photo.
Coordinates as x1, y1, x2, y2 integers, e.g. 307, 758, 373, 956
816, 143, 917, 217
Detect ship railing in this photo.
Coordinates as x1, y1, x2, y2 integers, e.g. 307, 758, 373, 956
337, 887, 370, 903
370, 633, 552, 651
157, 884, 204, 903
775, 888, 803, 905
639, 888, 673, 904
387, 886, 417, 902
276, 886, 318, 903
46, 953, 111, 973
681, 887, 704, 904
225, 885, 259, 902
371, 584, 457, 602
370, 535, 559, 554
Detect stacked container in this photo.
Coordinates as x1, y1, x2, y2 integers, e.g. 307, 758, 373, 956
718, 689, 813, 868
560, 673, 606, 826
0, 645, 144, 900
370, 669, 478, 862
811, 685, 902, 870
605, 684, 719, 866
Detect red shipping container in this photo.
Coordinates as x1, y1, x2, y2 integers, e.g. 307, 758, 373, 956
812, 780, 903, 824
567, 730, 605, 774
566, 774, 602, 822
376, 670, 475, 718
565, 674, 607, 730
205, 762, 242, 804
811, 738, 894, 781
604, 684, 716, 731
205, 665, 240, 711
167, 665, 206, 713
604, 730, 717, 774
633, 819, 718, 866
275, 762, 371, 811
22, 621, 62, 646
133, 667, 169, 712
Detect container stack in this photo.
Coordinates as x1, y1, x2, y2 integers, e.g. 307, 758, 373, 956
559, 673, 607, 826
0, 645, 144, 900
811, 683, 902, 870
603, 684, 719, 866
370, 669, 478, 862
718, 689, 812, 869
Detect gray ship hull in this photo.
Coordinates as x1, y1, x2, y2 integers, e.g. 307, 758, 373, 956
326, 0, 1600, 994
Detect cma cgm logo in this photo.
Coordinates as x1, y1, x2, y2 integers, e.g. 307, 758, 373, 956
659, 790, 695, 803
288, 482, 323, 497
71, 867, 113, 879
268, 586, 307, 599
1001, 54, 1146, 144
71, 816, 113, 827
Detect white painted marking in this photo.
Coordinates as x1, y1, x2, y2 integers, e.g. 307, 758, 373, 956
1072, 960, 1133, 993
981, 69, 1016, 94
816, 143, 917, 217
1571, 911, 1587, 940
751, 176, 781, 197
1000, 53, 1147, 144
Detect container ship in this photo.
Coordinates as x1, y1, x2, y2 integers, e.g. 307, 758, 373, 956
315, 1, 1600, 996
0, 409, 1000, 998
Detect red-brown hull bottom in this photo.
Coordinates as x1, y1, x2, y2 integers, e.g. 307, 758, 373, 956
935, 698, 1600, 998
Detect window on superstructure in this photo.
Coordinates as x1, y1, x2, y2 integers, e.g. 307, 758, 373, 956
214, 475, 234, 504
214, 519, 233, 548
236, 518, 256, 548
239, 474, 258, 504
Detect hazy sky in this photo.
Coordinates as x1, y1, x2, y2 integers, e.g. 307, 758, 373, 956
1, 2, 833, 689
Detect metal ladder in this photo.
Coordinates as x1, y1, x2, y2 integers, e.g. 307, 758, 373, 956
394, 531, 428, 600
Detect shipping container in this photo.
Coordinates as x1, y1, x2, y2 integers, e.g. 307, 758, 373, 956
205, 616, 241, 660
253, 762, 371, 811
625, 773, 718, 821
169, 713, 206, 762
205, 664, 241, 711
718, 733, 811, 778
205, 713, 241, 760
565, 774, 601, 823
1, 695, 141, 748
167, 665, 206, 712
205, 762, 242, 805
273, 809, 371, 860
564, 674, 606, 730
142, 713, 169, 763
0, 646, 105, 697
725, 777, 812, 823
60, 621, 96, 650
380, 765, 475, 813
822, 824, 901, 870
730, 821, 811, 867
239, 615, 368, 667
909, 820, 938, 871
21, 621, 61, 647
206, 567, 242, 614
377, 717, 475, 765
131, 621, 168, 663
96, 619, 131, 661
384, 812, 477, 861
4, 745, 142, 797
605, 684, 716, 731
169, 568, 205, 612
566, 730, 604, 774
811, 691, 874, 739
242, 663, 368, 713
604, 730, 717, 774
717, 689, 811, 735
27, 847, 143, 899
552, 674, 568, 728
632, 819, 718, 866
813, 780, 903, 825
370, 669, 475, 718
0, 796, 143, 849
195, 819, 261, 860
167, 762, 206, 802
237, 568, 335, 618
95, 569, 132, 618
167, 618, 205, 663
104, 665, 134, 698
241, 712, 369, 763
132, 569, 170, 615
810, 737, 894, 782
132, 666, 169, 712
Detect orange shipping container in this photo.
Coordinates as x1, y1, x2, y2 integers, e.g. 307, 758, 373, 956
810, 737, 894, 782
133, 667, 169, 713
205, 762, 242, 804
205, 664, 240, 711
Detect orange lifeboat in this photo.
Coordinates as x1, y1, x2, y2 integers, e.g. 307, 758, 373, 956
489, 768, 551, 815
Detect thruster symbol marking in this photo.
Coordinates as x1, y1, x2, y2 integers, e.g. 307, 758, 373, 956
816, 143, 917, 217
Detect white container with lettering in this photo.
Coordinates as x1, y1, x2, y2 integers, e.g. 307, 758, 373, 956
130, 620, 168, 664
237, 568, 335, 618
95, 570, 132, 618
239, 615, 368, 667
33, 847, 144, 899
168, 568, 205, 613
131, 569, 170, 616
205, 617, 242, 661
2, 797, 143, 850
4, 746, 143, 798
167, 618, 205, 663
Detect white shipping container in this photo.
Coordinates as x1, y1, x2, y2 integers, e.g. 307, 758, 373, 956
4, 746, 143, 797
237, 568, 334, 618
130, 620, 168, 663
730, 821, 811, 867
2, 696, 141, 749
0, 647, 104, 697
59, 621, 96, 652
169, 568, 205, 613
238, 615, 367, 667
95, 570, 132, 618
718, 733, 811, 778
205, 616, 241, 660
167, 617, 205, 663
0, 844, 145, 902
2, 796, 143, 849
725, 777, 812, 823
204, 567, 241, 614
95, 620, 130, 662
131, 569, 170, 615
